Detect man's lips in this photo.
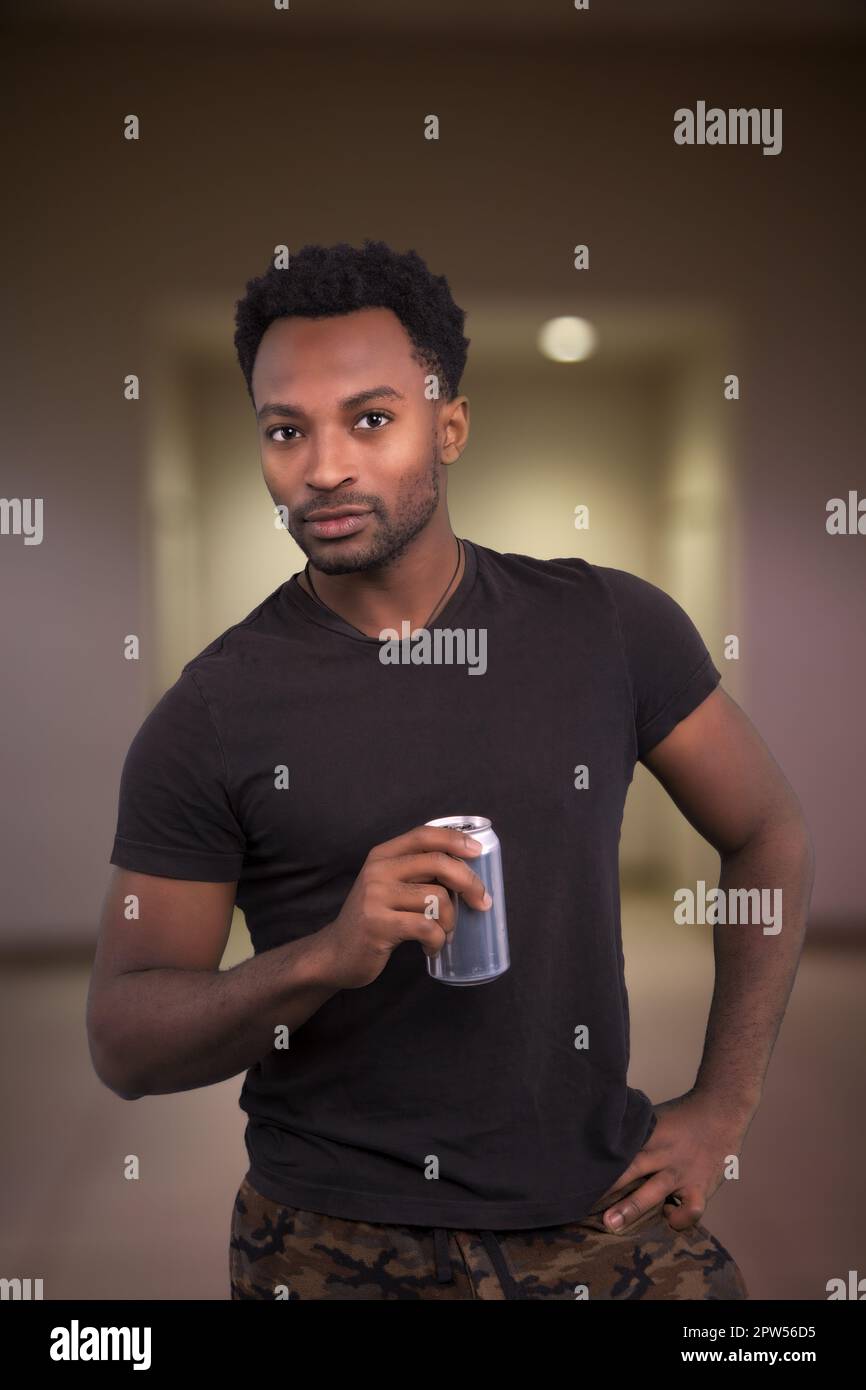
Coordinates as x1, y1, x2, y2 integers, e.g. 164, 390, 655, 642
304, 509, 371, 539
305, 507, 370, 521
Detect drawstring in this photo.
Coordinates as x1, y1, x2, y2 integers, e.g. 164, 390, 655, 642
432, 1227, 522, 1299
479, 1230, 522, 1300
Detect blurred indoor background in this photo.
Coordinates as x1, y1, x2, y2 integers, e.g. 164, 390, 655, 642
1, 0, 864, 1300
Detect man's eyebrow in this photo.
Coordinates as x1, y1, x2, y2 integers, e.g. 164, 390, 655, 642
256, 385, 405, 423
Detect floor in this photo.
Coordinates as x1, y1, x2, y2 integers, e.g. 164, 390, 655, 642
1, 892, 862, 1300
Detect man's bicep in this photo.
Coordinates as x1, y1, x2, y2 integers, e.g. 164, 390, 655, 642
92, 866, 237, 985
87, 869, 238, 1093
641, 687, 806, 855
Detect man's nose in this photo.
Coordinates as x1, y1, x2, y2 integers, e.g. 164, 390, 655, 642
301, 435, 360, 492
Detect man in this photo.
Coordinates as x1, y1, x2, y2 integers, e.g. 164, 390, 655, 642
87, 239, 814, 1300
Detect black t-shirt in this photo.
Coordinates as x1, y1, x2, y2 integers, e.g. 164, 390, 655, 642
109, 538, 721, 1228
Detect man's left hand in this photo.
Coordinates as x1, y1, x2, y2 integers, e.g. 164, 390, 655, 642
600, 1089, 756, 1233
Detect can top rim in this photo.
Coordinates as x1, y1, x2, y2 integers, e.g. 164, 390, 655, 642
425, 815, 492, 833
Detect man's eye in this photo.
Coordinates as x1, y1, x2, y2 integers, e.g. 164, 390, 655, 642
266, 413, 391, 442
356, 411, 391, 429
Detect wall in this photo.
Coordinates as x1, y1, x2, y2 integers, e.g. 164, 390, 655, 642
1, 32, 862, 939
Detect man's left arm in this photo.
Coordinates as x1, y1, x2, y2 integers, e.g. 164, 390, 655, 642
602, 685, 815, 1233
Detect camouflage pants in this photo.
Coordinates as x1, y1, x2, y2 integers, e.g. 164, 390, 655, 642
229, 1172, 749, 1300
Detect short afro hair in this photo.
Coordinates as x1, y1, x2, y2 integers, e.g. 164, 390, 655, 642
233, 238, 471, 406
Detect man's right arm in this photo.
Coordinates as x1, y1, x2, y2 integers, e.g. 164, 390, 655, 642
86, 867, 341, 1100
88, 826, 490, 1100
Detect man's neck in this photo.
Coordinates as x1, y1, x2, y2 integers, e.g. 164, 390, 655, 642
299, 527, 464, 638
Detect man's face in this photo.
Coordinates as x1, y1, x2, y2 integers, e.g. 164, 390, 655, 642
252, 305, 467, 575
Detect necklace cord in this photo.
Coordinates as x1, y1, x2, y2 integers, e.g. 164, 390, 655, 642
303, 536, 464, 632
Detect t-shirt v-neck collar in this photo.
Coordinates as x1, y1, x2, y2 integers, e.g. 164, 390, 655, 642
281, 536, 480, 644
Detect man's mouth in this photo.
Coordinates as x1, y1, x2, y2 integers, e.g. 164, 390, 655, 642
304, 507, 371, 539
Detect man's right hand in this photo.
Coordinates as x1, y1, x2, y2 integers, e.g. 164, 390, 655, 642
314, 824, 492, 989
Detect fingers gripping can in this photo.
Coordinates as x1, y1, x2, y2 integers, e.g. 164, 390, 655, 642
424, 815, 510, 986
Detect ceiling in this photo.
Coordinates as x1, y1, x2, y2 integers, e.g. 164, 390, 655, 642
3, 0, 865, 40
149, 292, 733, 373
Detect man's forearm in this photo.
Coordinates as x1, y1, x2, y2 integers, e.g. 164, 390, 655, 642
691, 816, 815, 1122
91, 928, 340, 1099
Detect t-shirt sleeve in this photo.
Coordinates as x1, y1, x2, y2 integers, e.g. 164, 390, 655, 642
109, 668, 246, 881
596, 566, 722, 761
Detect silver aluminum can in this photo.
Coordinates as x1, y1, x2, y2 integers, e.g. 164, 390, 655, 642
424, 815, 510, 986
